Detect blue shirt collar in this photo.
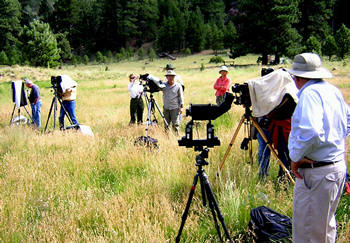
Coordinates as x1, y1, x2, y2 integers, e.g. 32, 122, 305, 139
297, 79, 323, 97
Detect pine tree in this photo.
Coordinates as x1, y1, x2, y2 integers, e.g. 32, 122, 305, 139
297, 0, 335, 42
0, 0, 21, 50
20, 20, 61, 67
322, 34, 337, 60
185, 7, 205, 52
235, 0, 302, 64
335, 24, 350, 59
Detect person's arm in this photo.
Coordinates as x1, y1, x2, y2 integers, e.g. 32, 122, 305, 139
178, 84, 184, 114
213, 78, 220, 90
289, 91, 324, 176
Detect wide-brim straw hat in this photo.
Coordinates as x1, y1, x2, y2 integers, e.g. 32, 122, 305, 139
219, 65, 229, 73
165, 70, 176, 76
288, 53, 332, 79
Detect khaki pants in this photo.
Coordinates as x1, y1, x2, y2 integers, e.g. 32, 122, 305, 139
293, 161, 346, 243
163, 108, 179, 132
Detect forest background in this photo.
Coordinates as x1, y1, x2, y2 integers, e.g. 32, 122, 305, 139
1, 0, 350, 68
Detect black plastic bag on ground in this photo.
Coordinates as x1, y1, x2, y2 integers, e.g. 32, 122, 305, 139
249, 206, 292, 242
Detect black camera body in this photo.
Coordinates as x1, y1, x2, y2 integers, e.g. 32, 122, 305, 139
232, 83, 251, 107
139, 73, 166, 93
178, 92, 234, 151
50, 76, 63, 98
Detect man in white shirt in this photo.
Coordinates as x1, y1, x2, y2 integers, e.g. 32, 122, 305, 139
288, 53, 349, 243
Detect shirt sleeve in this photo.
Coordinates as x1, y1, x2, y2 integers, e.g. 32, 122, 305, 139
347, 104, 350, 136
288, 90, 325, 162
178, 84, 184, 107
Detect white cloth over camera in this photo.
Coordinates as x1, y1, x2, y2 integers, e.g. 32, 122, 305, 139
60, 75, 77, 93
247, 69, 298, 117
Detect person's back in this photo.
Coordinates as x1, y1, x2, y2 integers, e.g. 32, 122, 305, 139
289, 80, 348, 162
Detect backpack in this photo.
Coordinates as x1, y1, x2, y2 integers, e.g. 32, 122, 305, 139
134, 136, 159, 149
249, 206, 292, 242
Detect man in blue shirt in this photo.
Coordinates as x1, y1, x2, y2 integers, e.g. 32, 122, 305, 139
25, 78, 42, 128
288, 53, 349, 243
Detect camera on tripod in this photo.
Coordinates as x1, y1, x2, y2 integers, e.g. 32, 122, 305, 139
50, 76, 63, 98
139, 73, 166, 93
178, 92, 234, 151
231, 83, 251, 107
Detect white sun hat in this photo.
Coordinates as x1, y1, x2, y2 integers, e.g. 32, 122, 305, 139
219, 65, 229, 73
288, 53, 332, 79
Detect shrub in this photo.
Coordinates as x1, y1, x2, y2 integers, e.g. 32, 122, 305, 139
96, 51, 105, 64
209, 56, 224, 64
137, 47, 145, 60
0, 51, 9, 65
200, 63, 205, 71
148, 48, 156, 62
8, 47, 22, 65
83, 55, 89, 65
184, 48, 191, 55
305, 36, 321, 55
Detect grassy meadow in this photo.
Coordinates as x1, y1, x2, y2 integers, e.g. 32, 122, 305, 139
0, 53, 349, 242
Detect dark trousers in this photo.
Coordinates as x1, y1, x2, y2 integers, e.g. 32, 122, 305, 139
130, 97, 144, 124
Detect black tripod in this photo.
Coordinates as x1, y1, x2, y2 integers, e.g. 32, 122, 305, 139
143, 91, 168, 136
176, 148, 232, 243
44, 87, 72, 132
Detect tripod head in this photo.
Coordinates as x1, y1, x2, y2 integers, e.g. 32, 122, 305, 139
195, 148, 210, 167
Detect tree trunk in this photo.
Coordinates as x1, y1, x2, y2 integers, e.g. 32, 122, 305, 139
262, 54, 268, 65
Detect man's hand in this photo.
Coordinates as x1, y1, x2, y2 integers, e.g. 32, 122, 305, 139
291, 157, 314, 179
179, 107, 183, 114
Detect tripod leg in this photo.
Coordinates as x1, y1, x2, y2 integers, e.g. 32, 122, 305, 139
57, 99, 73, 126
9, 104, 16, 125
215, 115, 245, 181
153, 99, 169, 127
44, 97, 56, 132
176, 173, 200, 243
23, 105, 34, 124
250, 117, 295, 184
202, 173, 233, 243
144, 100, 153, 136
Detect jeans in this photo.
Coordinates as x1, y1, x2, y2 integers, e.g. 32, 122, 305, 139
59, 100, 78, 128
30, 99, 42, 128
257, 127, 290, 178
257, 128, 272, 177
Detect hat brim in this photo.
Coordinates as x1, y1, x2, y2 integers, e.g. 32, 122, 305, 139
219, 69, 228, 73
288, 67, 333, 79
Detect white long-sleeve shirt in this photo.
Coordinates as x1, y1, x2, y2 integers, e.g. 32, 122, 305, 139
288, 79, 350, 162
128, 81, 144, 98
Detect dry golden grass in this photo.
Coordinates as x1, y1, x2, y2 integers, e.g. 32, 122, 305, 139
0, 53, 349, 242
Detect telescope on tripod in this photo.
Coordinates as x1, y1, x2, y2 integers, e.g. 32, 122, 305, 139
134, 74, 169, 148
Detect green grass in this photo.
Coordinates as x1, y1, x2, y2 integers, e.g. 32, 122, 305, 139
0, 52, 349, 242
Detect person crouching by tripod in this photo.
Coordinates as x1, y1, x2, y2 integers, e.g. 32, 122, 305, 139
25, 78, 42, 128
59, 83, 78, 130
162, 70, 184, 134
128, 73, 144, 125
